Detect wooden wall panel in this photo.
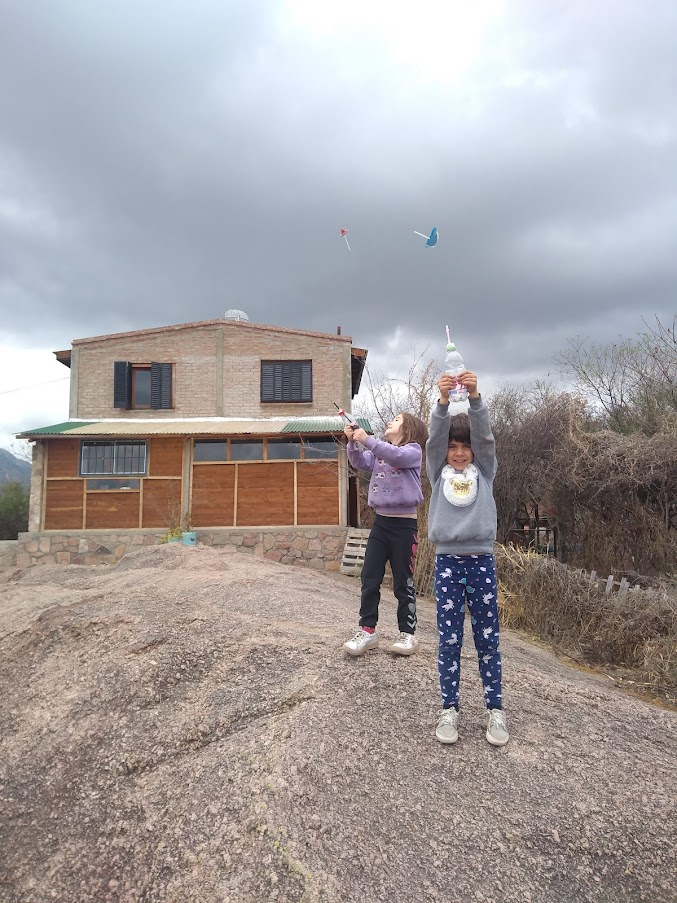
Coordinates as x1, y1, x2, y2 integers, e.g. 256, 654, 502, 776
237, 463, 294, 526
191, 465, 235, 527
47, 439, 81, 478
148, 438, 184, 477
86, 492, 140, 529
296, 462, 339, 525
44, 480, 84, 530
142, 479, 182, 528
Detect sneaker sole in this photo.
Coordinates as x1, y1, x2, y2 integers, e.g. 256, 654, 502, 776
390, 644, 418, 656
486, 731, 509, 747
435, 730, 458, 744
343, 641, 379, 657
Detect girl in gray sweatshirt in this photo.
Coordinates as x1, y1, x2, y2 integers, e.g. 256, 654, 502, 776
426, 371, 509, 748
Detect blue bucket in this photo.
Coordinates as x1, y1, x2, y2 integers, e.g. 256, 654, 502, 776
181, 531, 197, 546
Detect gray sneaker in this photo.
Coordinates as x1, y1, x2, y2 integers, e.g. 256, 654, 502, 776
486, 709, 509, 746
391, 632, 419, 656
435, 709, 459, 744
343, 629, 379, 657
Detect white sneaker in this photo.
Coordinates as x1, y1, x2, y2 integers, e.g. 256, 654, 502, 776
486, 709, 509, 746
390, 632, 419, 656
436, 709, 459, 744
343, 629, 379, 657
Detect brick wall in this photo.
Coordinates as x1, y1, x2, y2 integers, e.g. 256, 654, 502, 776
72, 321, 354, 420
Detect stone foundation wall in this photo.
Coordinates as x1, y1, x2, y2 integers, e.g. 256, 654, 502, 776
15, 527, 348, 571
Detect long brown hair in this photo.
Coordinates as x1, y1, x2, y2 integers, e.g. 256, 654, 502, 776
397, 412, 429, 448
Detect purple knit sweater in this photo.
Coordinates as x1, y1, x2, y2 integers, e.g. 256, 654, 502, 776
347, 437, 423, 516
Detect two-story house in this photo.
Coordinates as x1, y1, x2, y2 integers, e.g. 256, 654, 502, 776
16, 315, 369, 568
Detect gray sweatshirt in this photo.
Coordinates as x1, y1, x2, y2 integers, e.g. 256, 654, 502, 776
426, 396, 498, 555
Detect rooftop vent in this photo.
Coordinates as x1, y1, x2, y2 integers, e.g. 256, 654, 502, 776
224, 309, 249, 321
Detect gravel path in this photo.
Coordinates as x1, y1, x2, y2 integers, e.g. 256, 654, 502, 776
1, 544, 675, 902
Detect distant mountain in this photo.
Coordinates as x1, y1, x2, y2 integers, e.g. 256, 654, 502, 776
0, 448, 31, 486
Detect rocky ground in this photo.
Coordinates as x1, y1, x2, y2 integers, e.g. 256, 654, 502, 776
0, 544, 675, 903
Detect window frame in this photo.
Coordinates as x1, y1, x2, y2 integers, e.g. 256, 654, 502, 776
131, 364, 152, 410
113, 361, 174, 410
79, 440, 148, 476
260, 360, 313, 404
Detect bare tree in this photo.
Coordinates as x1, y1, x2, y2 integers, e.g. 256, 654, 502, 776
557, 315, 677, 435
356, 350, 439, 435
9, 439, 33, 464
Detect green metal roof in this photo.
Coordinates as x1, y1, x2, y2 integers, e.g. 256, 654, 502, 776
17, 421, 96, 436
282, 417, 372, 433
18, 417, 373, 438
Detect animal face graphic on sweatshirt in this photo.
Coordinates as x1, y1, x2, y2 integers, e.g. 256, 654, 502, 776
441, 463, 479, 507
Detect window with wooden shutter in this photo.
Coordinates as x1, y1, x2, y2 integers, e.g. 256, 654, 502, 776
113, 361, 132, 409
114, 361, 173, 410
260, 361, 312, 403
150, 362, 173, 409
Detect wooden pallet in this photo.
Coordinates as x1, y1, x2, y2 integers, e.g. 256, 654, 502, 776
340, 528, 371, 576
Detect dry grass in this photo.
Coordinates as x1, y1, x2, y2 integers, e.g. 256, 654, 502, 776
495, 544, 677, 700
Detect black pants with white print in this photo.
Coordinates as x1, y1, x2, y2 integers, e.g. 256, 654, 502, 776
359, 515, 418, 634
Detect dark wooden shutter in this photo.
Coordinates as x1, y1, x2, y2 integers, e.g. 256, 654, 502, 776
300, 361, 312, 401
261, 361, 312, 402
261, 362, 276, 402
151, 362, 173, 409
113, 361, 131, 409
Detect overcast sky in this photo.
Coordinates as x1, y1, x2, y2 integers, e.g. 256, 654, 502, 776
1, 0, 675, 450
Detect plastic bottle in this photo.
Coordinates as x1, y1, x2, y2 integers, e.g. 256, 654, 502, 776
444, 326, 468, 403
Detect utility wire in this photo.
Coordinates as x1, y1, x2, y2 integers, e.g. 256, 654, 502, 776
0, 376, 70, 396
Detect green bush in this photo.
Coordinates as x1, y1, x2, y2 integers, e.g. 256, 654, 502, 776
0, 481, 30, 540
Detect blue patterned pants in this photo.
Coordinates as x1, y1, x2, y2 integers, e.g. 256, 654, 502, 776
435, 553, 503, 711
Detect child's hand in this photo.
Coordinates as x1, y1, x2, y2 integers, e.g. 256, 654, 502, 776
457, 371, 480, 398
343, 424, 356, 440
437, 374, 454, 403
350, 427, 368, 444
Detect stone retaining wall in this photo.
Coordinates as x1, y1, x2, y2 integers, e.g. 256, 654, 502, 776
15, 527, 349, 571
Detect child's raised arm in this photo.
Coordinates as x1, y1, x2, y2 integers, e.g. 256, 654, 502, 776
463, 372, 496, 479
346, 435, 376, 472
357, 435, 422, 469
426, 375, 452, 481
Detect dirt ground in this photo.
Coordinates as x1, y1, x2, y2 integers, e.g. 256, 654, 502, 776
1, 544, 675, 903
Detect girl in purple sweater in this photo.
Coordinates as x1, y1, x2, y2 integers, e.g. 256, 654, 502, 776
343, 412, 429, 657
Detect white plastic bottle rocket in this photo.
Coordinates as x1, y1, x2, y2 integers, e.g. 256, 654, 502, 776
444, 325, 468, 403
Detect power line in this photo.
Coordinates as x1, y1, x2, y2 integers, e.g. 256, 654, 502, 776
0, 376, 70, 396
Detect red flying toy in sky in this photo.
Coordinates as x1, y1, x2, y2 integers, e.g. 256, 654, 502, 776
339, 228, 351, 251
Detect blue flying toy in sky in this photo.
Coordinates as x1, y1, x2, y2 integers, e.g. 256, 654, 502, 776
414, 226, 438, 248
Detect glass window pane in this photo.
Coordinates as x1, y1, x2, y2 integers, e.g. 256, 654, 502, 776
81, 441, 146, 475
267, 439, 301, 460
303, 439, 338, 459
194, 440, 227, 462
132, 368, 151, 407
230, 440, 263, 461
114, 441, 146, 474
86, 479, 140, 490
81, 442, 113, 474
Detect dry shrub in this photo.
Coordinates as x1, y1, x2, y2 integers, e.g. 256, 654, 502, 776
551, 422, 677, 575
495, 544, 677, 699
